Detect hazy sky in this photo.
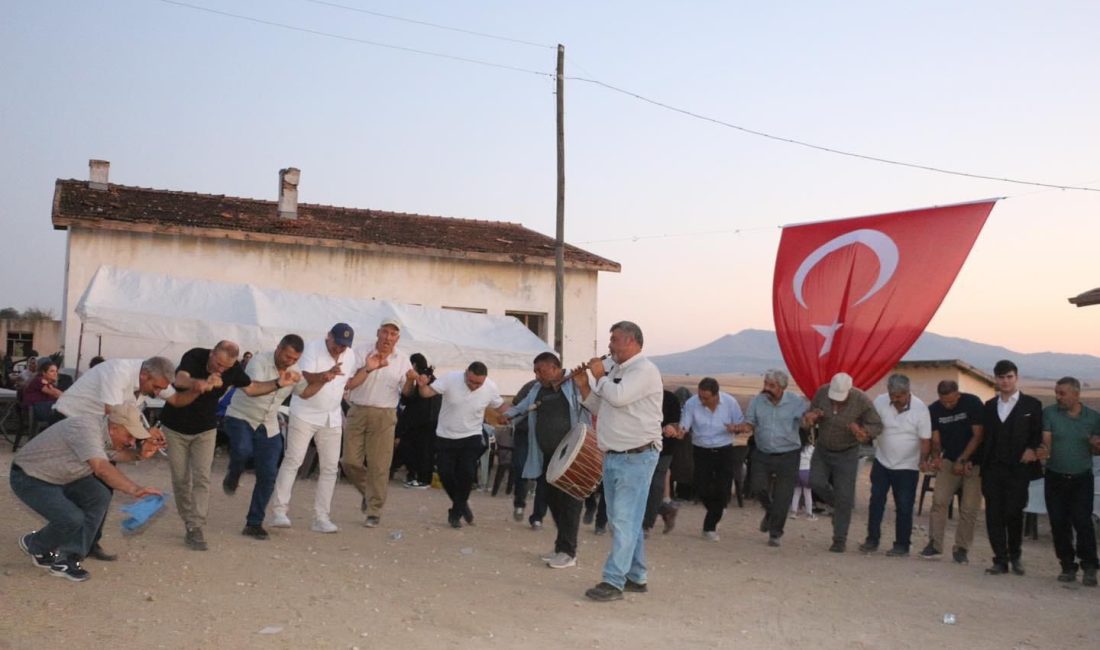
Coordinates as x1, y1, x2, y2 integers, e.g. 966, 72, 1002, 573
3, 1, 1098, 358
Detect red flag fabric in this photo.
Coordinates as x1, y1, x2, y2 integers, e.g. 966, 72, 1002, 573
772, 200, 995, 397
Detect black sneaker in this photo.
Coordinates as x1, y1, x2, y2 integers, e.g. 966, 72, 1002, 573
48, 556, 90, 582
858, 539, 879, 553
919, 543, 942, 560
623, 579, 648, 593
985, 562, 1009, 575
584, 581, 623, 602
19, 532, 56, 569
952, 548, 969, 564
1083, 568, 1097, 587
222, 473, 238, 496
1010, 558, 1025, 576
448, 510, 463, 528
828, 540, 846, 553
767, 536, 781, 548
185, 527, 209, 551
594, 525, 607, 536
582, 507, 595, 525
1057, 568, 1077, 583
242, 525, 270, 540
885, 546, 909, 557
462, 504, 475, 525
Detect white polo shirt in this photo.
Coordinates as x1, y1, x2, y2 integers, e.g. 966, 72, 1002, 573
54, 358, 171, 418
873, 393, 932, 470
433, 371, 503, 440
346, 345, 412, 409
289, 338, 356, 428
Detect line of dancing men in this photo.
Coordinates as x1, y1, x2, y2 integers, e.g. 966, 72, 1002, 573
11, 319, 1099, 597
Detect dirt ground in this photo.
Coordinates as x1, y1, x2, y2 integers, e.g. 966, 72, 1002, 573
2, 444, 1098, 650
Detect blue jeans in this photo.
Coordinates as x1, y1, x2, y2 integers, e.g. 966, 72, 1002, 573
223, 416, 284, 527
10, 463, 112, 559
601, 448, 658, 589
866, 459, 919, 550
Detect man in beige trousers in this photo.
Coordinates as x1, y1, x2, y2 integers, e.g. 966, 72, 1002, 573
343, 319, 417, 527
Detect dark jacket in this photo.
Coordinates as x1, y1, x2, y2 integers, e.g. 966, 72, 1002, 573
980, 392, 1043, 474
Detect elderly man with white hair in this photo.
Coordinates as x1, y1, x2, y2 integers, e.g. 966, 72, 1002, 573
859, 373, 931, 557
735, 369, 809, 548
802, 372, 883, 553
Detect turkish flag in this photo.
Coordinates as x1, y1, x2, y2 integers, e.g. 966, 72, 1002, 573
772, 199, 996, 397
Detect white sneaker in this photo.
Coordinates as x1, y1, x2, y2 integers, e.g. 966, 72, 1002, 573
548, 553, 577, 569
703, 531, 720, 542
311, 519, 339, 534
540, 550, 558, 562
789, 511, 800, 519
269, 513, 291, 528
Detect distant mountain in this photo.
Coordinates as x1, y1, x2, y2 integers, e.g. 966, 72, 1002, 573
651, 329, 1100, 381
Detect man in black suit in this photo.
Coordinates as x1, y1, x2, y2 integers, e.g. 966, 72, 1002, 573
980, 359, 1043, 576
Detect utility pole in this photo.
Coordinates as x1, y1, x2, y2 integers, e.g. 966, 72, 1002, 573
554, 43, 565, 357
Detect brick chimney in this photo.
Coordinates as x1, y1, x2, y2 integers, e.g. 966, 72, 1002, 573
278, 167, 300, 220
89, 159, 110, 190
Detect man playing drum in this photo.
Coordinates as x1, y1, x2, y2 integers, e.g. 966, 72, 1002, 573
503, 352, 593, 569
573, 321, 664, 602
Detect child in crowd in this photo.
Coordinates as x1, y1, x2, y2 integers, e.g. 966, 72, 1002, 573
790, 442, 817, 520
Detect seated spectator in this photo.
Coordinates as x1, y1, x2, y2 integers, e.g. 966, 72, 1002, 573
22, 358, 64, 422
88, 356, 106, 368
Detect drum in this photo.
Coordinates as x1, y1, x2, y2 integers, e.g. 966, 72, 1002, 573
547, 422, 603, 500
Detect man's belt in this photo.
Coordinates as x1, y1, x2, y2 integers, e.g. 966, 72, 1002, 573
607, 443, 657, 455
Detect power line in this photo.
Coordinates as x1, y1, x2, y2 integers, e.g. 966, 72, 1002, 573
578, 224, 777, 245
156, 0, 553, 77
304, 0, 555, 49
155, 0, 1099, 194
567, 77, 1100, 193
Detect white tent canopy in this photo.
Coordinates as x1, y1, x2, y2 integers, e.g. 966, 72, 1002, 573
73, 266, 551, 392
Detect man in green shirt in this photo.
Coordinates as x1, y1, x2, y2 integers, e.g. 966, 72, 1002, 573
1039, 376, 1100, 587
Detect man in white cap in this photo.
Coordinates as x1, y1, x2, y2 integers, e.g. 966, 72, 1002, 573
10, 403, 163, 582
343, 318, 417, 527
802, 372, 883, 553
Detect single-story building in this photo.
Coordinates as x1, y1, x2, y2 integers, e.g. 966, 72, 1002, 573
51, 161, 620, 382
865, 359, 996, 404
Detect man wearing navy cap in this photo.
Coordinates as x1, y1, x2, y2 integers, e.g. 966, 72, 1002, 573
271, 324, 368, 533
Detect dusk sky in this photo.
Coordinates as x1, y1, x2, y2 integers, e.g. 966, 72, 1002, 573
3, 1, 1098, 358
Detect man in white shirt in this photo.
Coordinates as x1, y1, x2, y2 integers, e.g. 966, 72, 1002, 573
222, 335, 308, 539
270, 323, 368, 533
859, 373, 931, 557
343, 318, 417, 527
573, 321, 663, 603
678, 377, 745, 541
416, 361, 503, 529
53, 357, 177, 421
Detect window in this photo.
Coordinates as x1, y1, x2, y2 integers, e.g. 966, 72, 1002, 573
6, 331, 33, 359
442, 306, 488, 314
507, 311, 548, 342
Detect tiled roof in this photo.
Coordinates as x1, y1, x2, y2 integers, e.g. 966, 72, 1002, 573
51, 179, 620, 272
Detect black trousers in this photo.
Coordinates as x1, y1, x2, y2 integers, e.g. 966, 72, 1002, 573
981, 462, 1031, 564
1045, 470, 1098, 571
435, 435, 484, 517
693, 445, 735, 532
400, 424, 436, 484
542, 472, 583, 557
749, 447, 801, 538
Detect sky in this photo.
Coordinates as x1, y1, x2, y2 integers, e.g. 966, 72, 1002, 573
2, 0, 1099, 358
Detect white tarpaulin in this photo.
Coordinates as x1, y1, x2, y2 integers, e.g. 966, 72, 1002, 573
73, 266, 551, 392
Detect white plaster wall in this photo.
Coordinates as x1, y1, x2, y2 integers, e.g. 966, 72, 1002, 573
62, 228, 604, 383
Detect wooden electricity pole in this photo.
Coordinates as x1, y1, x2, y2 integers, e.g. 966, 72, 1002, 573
554, 44, 565, 357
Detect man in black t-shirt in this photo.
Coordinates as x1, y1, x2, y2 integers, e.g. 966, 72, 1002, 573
921, 380, 985, 564
160, 341, 296, 551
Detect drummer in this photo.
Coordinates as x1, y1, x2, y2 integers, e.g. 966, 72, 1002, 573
502, 352, 593, 569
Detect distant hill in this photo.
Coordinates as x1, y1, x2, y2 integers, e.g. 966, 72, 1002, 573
650, 329, 1100, 382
